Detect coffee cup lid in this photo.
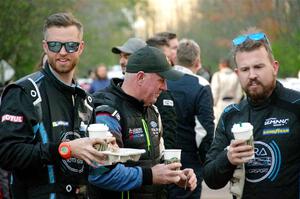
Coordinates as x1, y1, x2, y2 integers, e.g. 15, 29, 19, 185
88, 123, 109, 132
231, 122, 253, 133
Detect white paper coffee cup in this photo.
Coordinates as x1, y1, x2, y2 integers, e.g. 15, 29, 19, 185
163, 149, 181, 164
88, 123, 112, 151
231, 122, 254, 160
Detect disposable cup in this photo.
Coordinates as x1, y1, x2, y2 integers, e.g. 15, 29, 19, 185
231, 122, 254, 161
88, 123, 112, 151
163, 149, 181, 165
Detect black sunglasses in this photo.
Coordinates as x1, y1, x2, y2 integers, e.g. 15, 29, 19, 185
46, 41, 80, 53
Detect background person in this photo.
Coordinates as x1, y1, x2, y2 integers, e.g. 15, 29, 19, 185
203, 27, 300, 199
111, 37, 146, 75
167, 39, 214, 199
210, 58, 243, 123
146, 36, 177, 149
0, 12, 109, 199
154, 32, 178, 66
89, 64, 110, 93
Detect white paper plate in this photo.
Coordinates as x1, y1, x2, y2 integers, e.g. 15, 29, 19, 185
102, 148, 146, 165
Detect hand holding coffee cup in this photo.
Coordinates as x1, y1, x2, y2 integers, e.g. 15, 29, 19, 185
163, 149, 182, 170
228, 123, 255, 165
88, 123, 113, 151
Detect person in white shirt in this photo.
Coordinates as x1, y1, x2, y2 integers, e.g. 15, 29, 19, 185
211, 58, 243, 123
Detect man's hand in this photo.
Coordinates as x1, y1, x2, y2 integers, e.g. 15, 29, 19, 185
151, 163, 182, 184
227, 139, 254, 165
176, 168, 197, 191
68, 137, 116, 167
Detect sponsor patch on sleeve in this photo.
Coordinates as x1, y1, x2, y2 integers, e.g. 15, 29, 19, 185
1, 114, 24, 123
163, 99, 174, 107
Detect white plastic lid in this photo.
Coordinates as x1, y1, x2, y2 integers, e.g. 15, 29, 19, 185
88, 123, 109, 132
231, 122, 253, 133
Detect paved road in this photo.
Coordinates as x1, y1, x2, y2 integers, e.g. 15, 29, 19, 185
201, 182, 231, 199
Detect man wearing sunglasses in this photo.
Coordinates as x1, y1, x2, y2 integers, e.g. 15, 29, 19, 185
0, 13, 113, 199
203, 27, 300, 199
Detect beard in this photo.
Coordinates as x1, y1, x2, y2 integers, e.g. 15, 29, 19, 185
47, 55, 77, 74
245, 77, 276, 104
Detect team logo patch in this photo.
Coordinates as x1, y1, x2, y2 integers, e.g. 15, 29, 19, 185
263, 117, 290, 135
128, 128, 144, 140
52, 121, 69, 127
245, 141, 281, 183
163, 99, 174, 107
1, 114, 23, 123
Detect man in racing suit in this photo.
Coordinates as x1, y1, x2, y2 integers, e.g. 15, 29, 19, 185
0, 13, 108, 199
203, 28, 300, 199
88, 46, 197, 199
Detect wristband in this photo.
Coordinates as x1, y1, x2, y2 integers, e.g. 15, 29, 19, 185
59, 142, 72, 159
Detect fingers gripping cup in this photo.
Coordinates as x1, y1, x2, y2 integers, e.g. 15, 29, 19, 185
88, 123, 112, 151
163, 149, 182, 165
231, 122, 255, 160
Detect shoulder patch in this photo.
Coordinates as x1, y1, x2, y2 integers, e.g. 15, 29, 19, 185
163, 99, 174, 107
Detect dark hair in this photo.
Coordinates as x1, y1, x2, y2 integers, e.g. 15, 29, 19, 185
154, 32, 177, 41
232, 27, 274, 66
43, 12, 83, 39
146, 36, 169, 49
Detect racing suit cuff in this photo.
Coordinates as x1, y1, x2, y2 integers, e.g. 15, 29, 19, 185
49, 142, 61, 161
141, 167, 153, 185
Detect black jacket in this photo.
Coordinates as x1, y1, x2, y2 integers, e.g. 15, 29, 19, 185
203, 81, 300, 199
0, 63, 94, 199
91, 78, 163, 199
155, 90, 177, 149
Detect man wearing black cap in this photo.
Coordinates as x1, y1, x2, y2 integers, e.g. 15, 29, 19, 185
89, 46, 197, 198
111, 37, 146, 74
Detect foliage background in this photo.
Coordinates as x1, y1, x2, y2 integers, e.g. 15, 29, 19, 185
0, 0, 299, 79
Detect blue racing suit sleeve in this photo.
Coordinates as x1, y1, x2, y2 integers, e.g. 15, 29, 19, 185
95, 113, 123, 147
91, 112, 143, 191
89, 163, 143, 191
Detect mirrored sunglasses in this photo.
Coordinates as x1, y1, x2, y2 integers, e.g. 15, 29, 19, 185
47, 41, 80, 53
232, 32, 269, 46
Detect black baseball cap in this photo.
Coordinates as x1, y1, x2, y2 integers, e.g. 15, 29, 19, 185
126, 46, 183, 80
112, 38, 146, 54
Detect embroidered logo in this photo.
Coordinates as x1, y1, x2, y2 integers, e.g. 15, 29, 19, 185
1, 114, 23, 123
163, 99, 174, 107
264, 118, 289, 127
52, 121, 69, 127
263, 117, 290, 135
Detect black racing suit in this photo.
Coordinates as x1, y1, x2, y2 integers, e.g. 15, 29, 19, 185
203, 81, 300, 199
89, 78, 162, 199
0, 63, 94, 199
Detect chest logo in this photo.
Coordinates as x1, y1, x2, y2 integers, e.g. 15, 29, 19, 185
245, 141, 281, 183
263, 117, 290, 135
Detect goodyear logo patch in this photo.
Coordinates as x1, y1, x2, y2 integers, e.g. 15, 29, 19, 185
263, 128, 289, 135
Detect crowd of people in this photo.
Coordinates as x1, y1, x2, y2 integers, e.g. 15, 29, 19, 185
0, 12, 300, 199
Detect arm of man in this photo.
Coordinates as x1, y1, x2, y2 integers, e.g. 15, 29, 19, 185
203, 120, 236, 189
0, 87, 60, 170
210, 73, 220, 106
155, 90, 177, 149
89, 108, 184, 190
196, 85, 215, 163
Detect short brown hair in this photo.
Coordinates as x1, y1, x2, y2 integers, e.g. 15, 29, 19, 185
154, 32, 177, 41
176, 39, 200, 67
232, 27, 274, 66
146, 36, 169, 49
43, 12, 83, 39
